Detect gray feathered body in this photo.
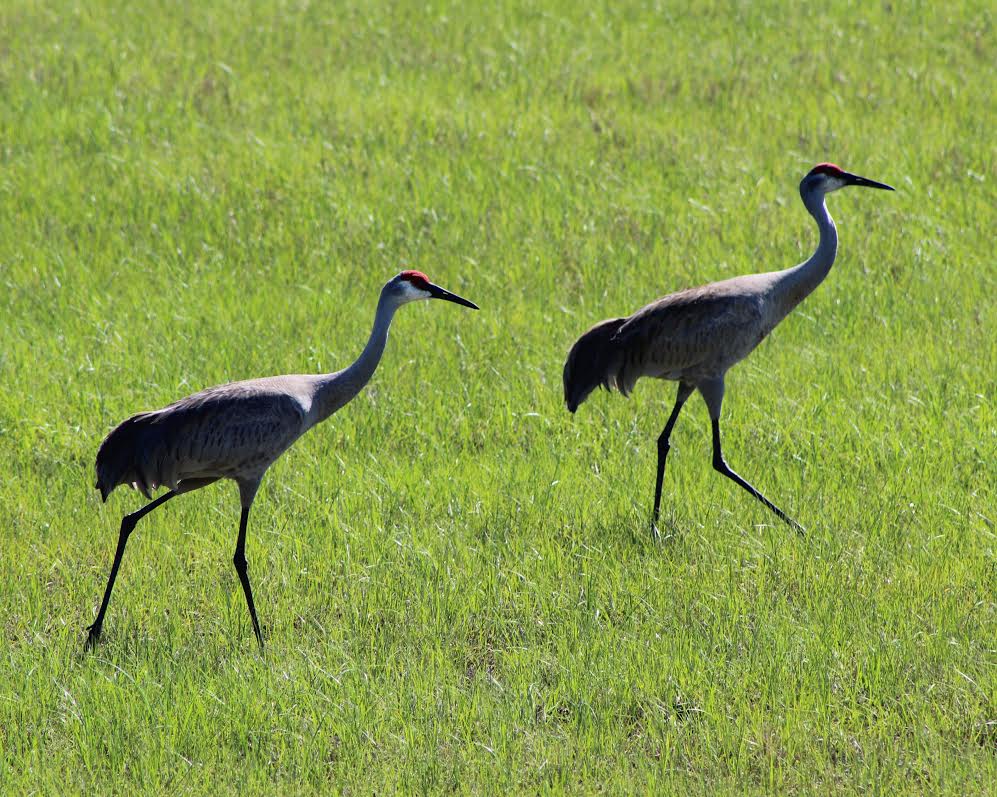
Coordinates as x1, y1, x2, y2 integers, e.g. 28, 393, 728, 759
564, 274, 780, 413
95, 376, 319, 502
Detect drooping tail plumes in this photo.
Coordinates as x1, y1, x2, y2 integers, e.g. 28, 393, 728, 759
562, 317, 626, 413
94, 411, 159, 501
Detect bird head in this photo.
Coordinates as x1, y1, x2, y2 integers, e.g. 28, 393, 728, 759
387, 270, 479, 309
801, 163, 895, 197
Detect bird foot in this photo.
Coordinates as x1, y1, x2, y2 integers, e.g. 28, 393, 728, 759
83, 623, 102, 652
650, 517, 675, 544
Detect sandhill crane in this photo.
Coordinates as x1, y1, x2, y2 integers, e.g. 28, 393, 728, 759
87, 270, 478, 650
563, 163, 894, 536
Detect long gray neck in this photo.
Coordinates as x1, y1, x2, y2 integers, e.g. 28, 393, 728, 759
767, 190, 837, 325
310, 290, 398, 427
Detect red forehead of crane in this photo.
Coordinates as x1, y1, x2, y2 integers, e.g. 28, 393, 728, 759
809, 162, 845, 177
400, 270, 431, 288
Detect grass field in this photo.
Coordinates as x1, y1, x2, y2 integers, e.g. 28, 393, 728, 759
1, 0, 994, 793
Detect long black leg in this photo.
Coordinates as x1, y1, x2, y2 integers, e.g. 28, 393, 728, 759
86, 477, 218, 651
85, 490, 178, 650
233, 505, 264, 649
652, 382, 694, 536
711, 418, 805, 534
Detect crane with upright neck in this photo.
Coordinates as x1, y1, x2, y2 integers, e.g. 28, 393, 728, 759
563, 163, 895, 536
87, 270, 478, 650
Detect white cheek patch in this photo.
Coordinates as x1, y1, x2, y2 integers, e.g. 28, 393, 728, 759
400, 281, 432, 301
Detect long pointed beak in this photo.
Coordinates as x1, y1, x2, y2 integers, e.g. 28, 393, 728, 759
845, 172, 895, 191
429, 282, 479, 309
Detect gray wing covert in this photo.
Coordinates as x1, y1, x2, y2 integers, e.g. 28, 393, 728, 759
143, 387, 308, 487
611, 289, 764, 392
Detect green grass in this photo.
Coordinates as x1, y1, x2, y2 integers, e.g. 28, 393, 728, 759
1, 0, 994, 793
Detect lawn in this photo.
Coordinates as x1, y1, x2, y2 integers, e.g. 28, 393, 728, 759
1, 0, 994, 793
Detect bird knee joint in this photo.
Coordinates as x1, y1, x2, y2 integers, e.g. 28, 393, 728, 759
233, 553, 247, 571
